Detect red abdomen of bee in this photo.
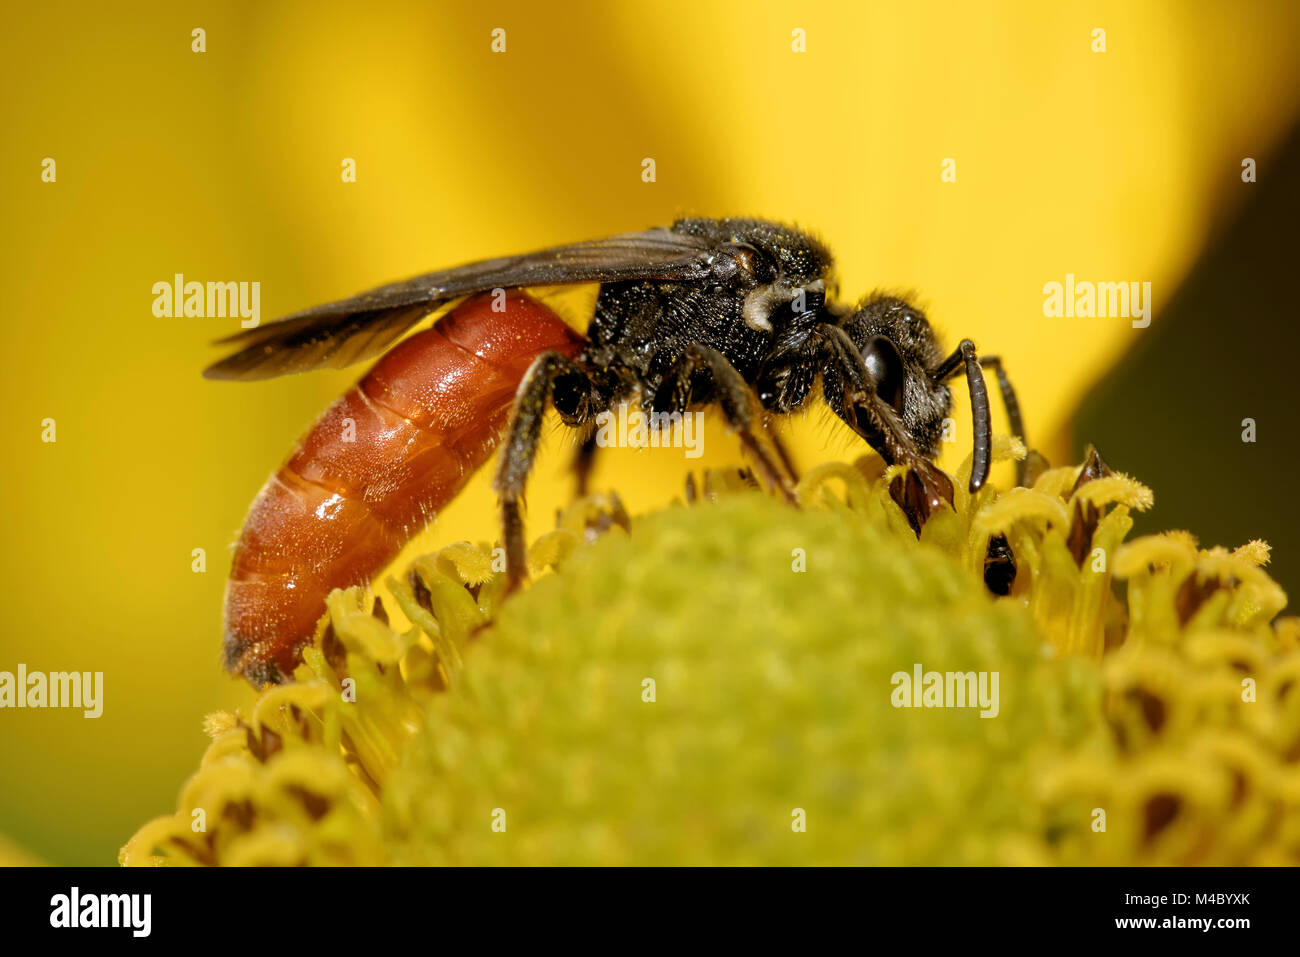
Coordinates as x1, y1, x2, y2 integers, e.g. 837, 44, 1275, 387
223, 291, 584, 686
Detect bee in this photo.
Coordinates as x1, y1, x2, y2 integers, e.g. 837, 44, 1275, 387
207, 218, 1025, 686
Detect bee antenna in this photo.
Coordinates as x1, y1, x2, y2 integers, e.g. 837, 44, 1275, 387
934, 340, 991, 493
975, 355, 1027, 487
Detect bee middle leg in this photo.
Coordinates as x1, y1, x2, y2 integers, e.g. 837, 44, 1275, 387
654, 343, 796, 503
764, 420, 800, 483
494, 351, 600, 591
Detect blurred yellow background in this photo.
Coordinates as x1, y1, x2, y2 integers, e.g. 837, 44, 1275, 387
3, 0, 1299, 865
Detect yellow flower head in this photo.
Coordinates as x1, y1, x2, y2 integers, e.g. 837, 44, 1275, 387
121, 441, 1298, 866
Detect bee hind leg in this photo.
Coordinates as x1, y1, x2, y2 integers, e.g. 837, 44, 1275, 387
493, 351, 600, 592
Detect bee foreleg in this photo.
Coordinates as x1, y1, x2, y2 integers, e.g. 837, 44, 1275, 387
818, 324, 920, 466
818, 325, 955, 512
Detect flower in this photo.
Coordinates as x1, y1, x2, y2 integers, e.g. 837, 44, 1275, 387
120, 440, 1298, 866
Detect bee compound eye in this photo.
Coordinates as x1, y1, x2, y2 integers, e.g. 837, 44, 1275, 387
863, 337, 907, 414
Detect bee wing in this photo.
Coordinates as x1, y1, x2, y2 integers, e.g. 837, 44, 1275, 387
203, 228, 718, 380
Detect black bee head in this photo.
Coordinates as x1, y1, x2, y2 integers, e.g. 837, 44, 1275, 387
837, 295, 953, 460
